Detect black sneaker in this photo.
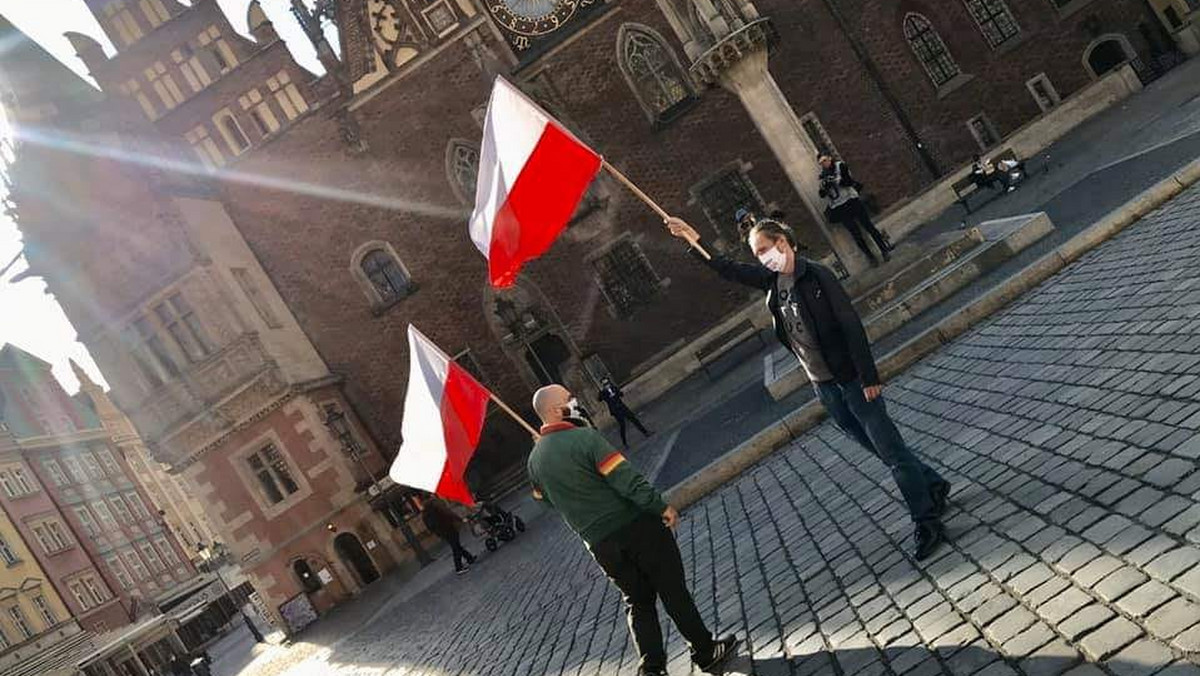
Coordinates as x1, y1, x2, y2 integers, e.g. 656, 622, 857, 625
455, 566, 470, 575
696, 635, 741, 674
914, 522, 945, 561
637, 669, 667, 676
931, 481, 952, 517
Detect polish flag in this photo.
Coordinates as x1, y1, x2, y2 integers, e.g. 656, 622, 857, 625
470, 76, 603, 288
391, 325, 492, 506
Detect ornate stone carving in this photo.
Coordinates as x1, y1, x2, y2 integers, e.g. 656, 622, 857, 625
689, 17, 779, 86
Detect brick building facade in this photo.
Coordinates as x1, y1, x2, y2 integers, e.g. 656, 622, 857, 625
2, 0, 1191, 625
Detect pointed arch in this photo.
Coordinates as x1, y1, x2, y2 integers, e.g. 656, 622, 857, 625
445, 139, 480, 206
350, 241, 416, 311
903, 13, 960, 87
616, 23, 696, 125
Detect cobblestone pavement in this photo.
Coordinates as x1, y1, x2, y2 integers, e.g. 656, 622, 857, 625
231, 185, 1200, 676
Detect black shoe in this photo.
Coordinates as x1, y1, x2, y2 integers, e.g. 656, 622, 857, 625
931, 481, 951, 517
455, 566, 470, 575
637, 669, 667, 676
697, 635, 741, 673
914, 522, 945, 561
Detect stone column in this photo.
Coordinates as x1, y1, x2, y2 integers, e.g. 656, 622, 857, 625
691, 20, 870, 274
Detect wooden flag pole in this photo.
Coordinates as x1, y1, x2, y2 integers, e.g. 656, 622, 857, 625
490, 393, 540, 439
601, 159, 712, 260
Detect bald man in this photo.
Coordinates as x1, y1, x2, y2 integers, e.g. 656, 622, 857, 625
527, 385, 738, 676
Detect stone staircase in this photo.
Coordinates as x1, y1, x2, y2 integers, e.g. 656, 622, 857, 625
765, 212, 1055, 399
7, 627, 95, 676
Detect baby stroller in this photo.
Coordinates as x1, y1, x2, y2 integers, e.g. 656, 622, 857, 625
468, 501, 526, 551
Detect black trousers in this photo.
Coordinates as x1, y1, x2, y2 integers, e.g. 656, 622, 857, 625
589, 516, 714, 671
831, 199, 889, 262
441, 532, 475, 571
614, 407, 650, 447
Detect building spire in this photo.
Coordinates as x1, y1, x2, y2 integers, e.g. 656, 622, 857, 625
70, 358, 99, 392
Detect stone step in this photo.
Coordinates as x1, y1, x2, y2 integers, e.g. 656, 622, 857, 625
8, 627, 94, 676
849, 227, 986, 318
764, 212, 1055, 400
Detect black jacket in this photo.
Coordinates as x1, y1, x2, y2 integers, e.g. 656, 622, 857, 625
695, 252, 880, 386
421, 500, 461, 539
597, 384, 628, 414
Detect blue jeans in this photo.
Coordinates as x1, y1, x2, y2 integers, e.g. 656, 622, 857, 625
815, 380, 945, 525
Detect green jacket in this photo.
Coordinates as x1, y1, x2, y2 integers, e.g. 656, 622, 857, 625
527, 422, 668, 545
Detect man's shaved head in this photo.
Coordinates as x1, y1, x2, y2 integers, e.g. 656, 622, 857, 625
532, 384, 571, 423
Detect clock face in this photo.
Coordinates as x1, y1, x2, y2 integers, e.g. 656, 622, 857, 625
489, 0, 581, 38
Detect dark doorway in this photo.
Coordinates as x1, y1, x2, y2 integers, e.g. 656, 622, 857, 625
1087, 38, 1130, 77
333, 533, 380, 586
526, 333, 571, 385
293, 559, 323, 594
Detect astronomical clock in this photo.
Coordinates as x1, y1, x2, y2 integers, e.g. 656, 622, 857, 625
485, 0, 609, 61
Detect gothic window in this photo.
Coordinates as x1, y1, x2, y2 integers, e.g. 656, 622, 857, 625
197, 26, 238, 73
104, 1, 145, 47
145, 62, 185, 109
590, 236, 664, 318
445, 140, 480, 204
690, 163, 768, 242
352, 242, 416, 309
617, 24, 694, 124
903, 13, 960, 87
173, 46, 211, 93
239, 89, 280, 138
138, 0, 170, 28
214, 111, 251, 155
185, 125, 224, 169
963, 0, 1021, 48
266, 71, 309, 120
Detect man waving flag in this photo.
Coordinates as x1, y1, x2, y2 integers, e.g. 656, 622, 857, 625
469, 76, 603, 288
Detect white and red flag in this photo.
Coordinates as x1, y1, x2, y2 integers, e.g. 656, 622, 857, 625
391, 325, 491, 506
469, 76, 603, 288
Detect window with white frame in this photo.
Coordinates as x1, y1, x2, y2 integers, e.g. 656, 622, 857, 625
126, 492, 151, 521
110, 496, 134, 525
239, 89, 280, 138
617, 24, 694, 124
245, 443, 299, 506
7, 605, 33, 639
81, 452, 105, 480
155, 537, 181, 567
145, 61, 185, 109
690, 163, 768, 242
421, 0, 460, 36
799, 112, 838, 158
197, 25, 238, 73
138, 0, 170, 27
126, 315, 181, 387
231, 268, 282, 328
0, 535, 19, 565
1026, 73, 1061, 112
0, 466, 35, 497
967, 113, 1000, 149
185, 125, 225, 169
589, 236, 664, 318
172, 45, 212, 93
904, 13, 961, 88
123, 551, 150, 581
74, 506, 100, 539
140, 542, 166, 573
963, 0, 1021, 48
104, 1, 144, 47
119, 79, 157, 120
63, 456, 89, 484
31, 520, 71, 554
106, 556, 134, 589
92, 501, 119, 532
266, 71, 308, 121
98, 449, 122, 476
214, 110, 251, 155
153, 293, 212, 362
32, 595, 56, 627
42, 458, 69, 487
80, 576, 109, 604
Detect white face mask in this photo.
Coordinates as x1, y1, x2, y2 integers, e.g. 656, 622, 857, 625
757, 246, 787, 272
563, 398, 588, 424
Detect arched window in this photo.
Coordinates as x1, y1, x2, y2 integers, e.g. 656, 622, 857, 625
963, 0, 1020, 48
214, 111, 250, 155
351, 241, 415, 309
445, 140, 480, 205
617, 24, 694, 124
904, 13, 960, 88
293, 559, 322, 594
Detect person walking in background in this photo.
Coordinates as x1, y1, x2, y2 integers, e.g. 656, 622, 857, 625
666, 216, 950, 560
421, 496, 476, 574
599, 377, 652, 447
818, 154, 892, 265
528, 384, 739, 676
